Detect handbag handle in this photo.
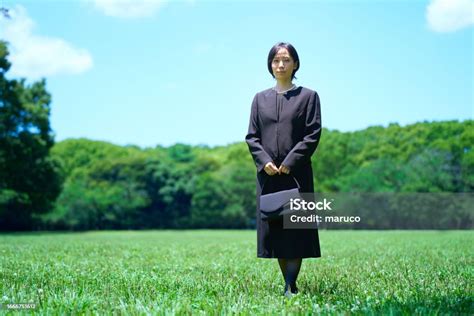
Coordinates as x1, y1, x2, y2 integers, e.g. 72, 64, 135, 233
261, 173, 301, 193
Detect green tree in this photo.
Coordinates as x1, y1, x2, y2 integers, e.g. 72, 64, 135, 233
0, 41, 62, 230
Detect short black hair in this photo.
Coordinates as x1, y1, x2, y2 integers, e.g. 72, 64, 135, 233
267, 42, 300, 80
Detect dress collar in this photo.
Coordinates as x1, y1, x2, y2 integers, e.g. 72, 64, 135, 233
272, 84, 298, 94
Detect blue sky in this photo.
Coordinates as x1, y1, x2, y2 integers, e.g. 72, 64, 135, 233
1, 0, 472, 148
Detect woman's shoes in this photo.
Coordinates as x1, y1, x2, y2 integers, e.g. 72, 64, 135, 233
283, 283, 299, 298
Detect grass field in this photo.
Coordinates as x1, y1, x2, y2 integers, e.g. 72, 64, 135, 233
0, 230, 472, 315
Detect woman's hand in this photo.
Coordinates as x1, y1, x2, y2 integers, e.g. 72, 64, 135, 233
264, 162, 280, 175
279, 164, 290, 174
264, 162, 290, 175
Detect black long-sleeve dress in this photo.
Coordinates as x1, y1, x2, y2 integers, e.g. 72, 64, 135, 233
245, 86, 322, 259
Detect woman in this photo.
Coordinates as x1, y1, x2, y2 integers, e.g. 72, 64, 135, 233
245, 42, 322, 298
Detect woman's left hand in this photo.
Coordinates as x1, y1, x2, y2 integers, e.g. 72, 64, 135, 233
279, 164, 290, 174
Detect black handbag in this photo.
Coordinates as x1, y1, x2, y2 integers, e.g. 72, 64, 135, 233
259, 174, 302, 221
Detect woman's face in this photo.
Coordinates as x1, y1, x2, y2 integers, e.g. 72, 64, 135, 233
271, 48, 298, 81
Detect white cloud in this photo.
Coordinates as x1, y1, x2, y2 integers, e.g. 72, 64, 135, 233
0, 5, 93, 80
89, 0, 166, 18
426, 0, 474, 33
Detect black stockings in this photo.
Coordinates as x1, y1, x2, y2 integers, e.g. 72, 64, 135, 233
278, 258, 302, 293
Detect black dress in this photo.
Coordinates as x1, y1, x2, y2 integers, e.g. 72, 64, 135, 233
245, 86, 322, 259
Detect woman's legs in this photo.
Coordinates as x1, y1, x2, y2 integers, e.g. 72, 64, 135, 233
278, 258, 303, 294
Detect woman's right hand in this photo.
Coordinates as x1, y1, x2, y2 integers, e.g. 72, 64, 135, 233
264, 162, 279, 176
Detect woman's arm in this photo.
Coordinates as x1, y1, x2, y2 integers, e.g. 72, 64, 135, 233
245, 94, 273, 173
281, 91, 322, 171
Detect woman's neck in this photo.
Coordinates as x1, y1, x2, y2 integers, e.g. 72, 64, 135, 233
275, 80, 294, 92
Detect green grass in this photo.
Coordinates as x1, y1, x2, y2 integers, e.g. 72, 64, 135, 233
0, 230, 472, 315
